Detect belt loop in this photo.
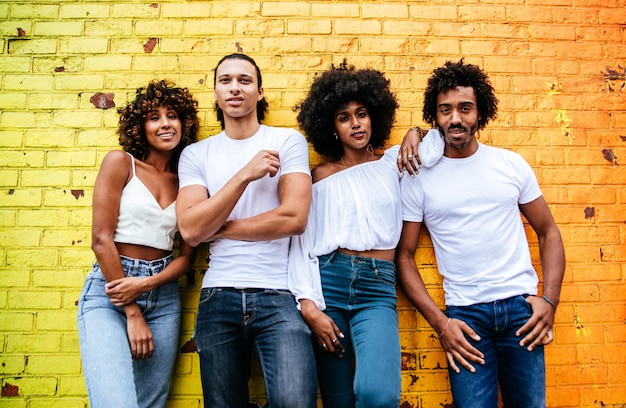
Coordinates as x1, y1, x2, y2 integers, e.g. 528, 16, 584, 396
328, 250, 337, 263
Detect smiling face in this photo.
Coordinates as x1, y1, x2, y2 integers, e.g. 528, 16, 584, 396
213, 57, 264, 123
334, 100, 372, 154
144, 105, 182, 152
436, 86, 480, 158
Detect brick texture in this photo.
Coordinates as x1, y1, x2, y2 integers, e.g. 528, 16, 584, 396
1, 1, 625, 407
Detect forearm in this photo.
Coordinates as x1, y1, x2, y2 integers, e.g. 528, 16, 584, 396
216, 209, 307, 241
538, 228, 565, 307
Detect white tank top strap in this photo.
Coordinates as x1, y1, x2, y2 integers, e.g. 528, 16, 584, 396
125, 152, 136, 177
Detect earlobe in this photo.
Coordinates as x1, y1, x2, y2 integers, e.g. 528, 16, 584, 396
258, 87, 264, 101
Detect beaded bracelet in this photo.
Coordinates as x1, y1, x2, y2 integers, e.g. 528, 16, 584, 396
542, 294, 556, 311
438, 317, 451, 339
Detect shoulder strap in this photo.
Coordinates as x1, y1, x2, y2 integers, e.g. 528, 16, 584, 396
125, 152, 136, 176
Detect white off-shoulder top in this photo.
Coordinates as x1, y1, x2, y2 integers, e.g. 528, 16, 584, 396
289, 129, 445, 310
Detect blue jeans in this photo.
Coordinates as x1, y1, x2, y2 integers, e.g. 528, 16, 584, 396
316, 251, 401, 408
445, 295, 546, 408
77, 255, 181, 408
194, 287, 317, 408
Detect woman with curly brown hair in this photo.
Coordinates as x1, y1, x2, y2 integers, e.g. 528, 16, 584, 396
291, 62, 443, 407
77, 80, 199, 408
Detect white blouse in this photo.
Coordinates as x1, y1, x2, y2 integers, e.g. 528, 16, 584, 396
288, 130, 444, 310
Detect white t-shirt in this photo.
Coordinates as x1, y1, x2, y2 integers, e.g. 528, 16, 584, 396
178, 125, 311, 291
401, 143, 542, 306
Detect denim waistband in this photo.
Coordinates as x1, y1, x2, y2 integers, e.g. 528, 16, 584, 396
118, 254, 173, 276
320, 250, 395, 268
216, 287, 290, 294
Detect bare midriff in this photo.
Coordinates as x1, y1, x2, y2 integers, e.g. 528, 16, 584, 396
337, 248, 395, 262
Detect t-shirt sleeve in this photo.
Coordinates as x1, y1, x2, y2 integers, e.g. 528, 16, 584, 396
178, 144, 207, 190
279, 130, 311, 176
515, 154, 542, 204
400, 175, 425, 222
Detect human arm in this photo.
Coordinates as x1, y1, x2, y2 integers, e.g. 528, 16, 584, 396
176, 149, 283, 246
397, 128, 445, 176
211, 171, 312, 241
395, 221, 485, 373
516, 196, 565, 351
90, 150, 154, 360
105, 240, 197, 306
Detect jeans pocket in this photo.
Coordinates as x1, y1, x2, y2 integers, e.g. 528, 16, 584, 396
373, 263, 396, 286
198, 287, 219, 305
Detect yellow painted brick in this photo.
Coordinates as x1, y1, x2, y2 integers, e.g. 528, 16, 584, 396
0, 354, 28, 374
286, 19, 331, 35
262, 1, 309, 17
0, 20, 31, 36
0, 188, 42, 208
42, 188, 91, 208
48, 150, 96, 168
1, 111, 51, 128
110, 3, 160, 18
0, 92, 27, 110
0, 3, 8, 18
7, 39, 56, 55
60, 3, 110, 19
7, 248, 58, 267
162, 39, 212, 55
0, 56, 30, 72
58, 375, 88, 397
33, 268, 85, 288
54, 74, 105, 91
383, 20, 432, 36
409, 4, 457, 20
0, 130, 23, 147
4, 75, 54, 91
0, 151, 44, 167
32, 57, 82, 74
72, 170, 98, 188
33, 21, 83, 36
9, 290, 63, 310
17, 210, 69, 227
363, 3, 409, 18
413, 38, 460, 55
311, 3, 358, 17
132, 55, 180, 71
109, 38, 149, 54
42, 228, 89, 247
0, 171, 18, 187
59, 38, 108, 54
1, 228, 40, 246
161, 2, 211, 17
0, 375, 58, 396
84, 20, 132, 37
433, 21, 482, 38
29, 399, 85, 408
212, 1, 260, 17
11, 4, 59, 19
262, 36, 312, 53
21, 170, 70, 187
135, 19, 183, 36
52, 111, 104, 129
0, 209, 17, 226
335, 19, 381, 35
6, 333, 62, 353
0, 312, 34, 331
24, 130, 75, 148
360, 37, 411, 54
28, 93, 80, 111
35, 310, 80, 331
59, 248, 93, 267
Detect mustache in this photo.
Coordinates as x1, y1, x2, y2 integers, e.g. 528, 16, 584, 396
447, 125, 466, 132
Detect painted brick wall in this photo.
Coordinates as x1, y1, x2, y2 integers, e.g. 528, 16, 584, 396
0, 1, 625, 407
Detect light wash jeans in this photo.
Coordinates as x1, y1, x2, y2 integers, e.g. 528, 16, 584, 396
315, 251, 401, 408
445, 295, 546, 408
194, 287, 317, 408
77, 254, 181, 408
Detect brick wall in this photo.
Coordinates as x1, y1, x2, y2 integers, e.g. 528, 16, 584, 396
0, 1, 624, 407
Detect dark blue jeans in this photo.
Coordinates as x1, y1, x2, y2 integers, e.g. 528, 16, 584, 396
194, 287, 317, 408
445, 295, 546, 408
316, 251, 401, 408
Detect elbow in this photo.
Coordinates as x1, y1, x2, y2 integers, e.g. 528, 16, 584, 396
178, 227, 201, 248
289, 215, 308, 236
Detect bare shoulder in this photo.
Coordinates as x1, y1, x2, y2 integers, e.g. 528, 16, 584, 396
311, 162, 341, 183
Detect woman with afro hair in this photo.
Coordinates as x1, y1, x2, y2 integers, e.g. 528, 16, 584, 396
291, 61, 443, 407
77, 80, 199, 407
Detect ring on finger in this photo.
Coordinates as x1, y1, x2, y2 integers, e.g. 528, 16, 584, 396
331, 338, 338, 343
407, 154, 414, 159
397, 155, 402, 161
322, 343, 327, 348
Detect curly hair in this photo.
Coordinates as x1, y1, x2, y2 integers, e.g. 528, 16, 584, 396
213, 53, 269, 130
423, 59, 498, 131
296, 60, 399, 160
117, 79, 199, 173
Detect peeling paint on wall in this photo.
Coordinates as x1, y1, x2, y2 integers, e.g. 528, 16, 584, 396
601, 149, 618, 166
90, 93, 115, 109
554, 109, 574, 144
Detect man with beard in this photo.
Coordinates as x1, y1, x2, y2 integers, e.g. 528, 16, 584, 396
396, 59, 565, 408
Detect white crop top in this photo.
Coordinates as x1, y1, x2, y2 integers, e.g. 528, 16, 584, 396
113, 152, 178, 251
